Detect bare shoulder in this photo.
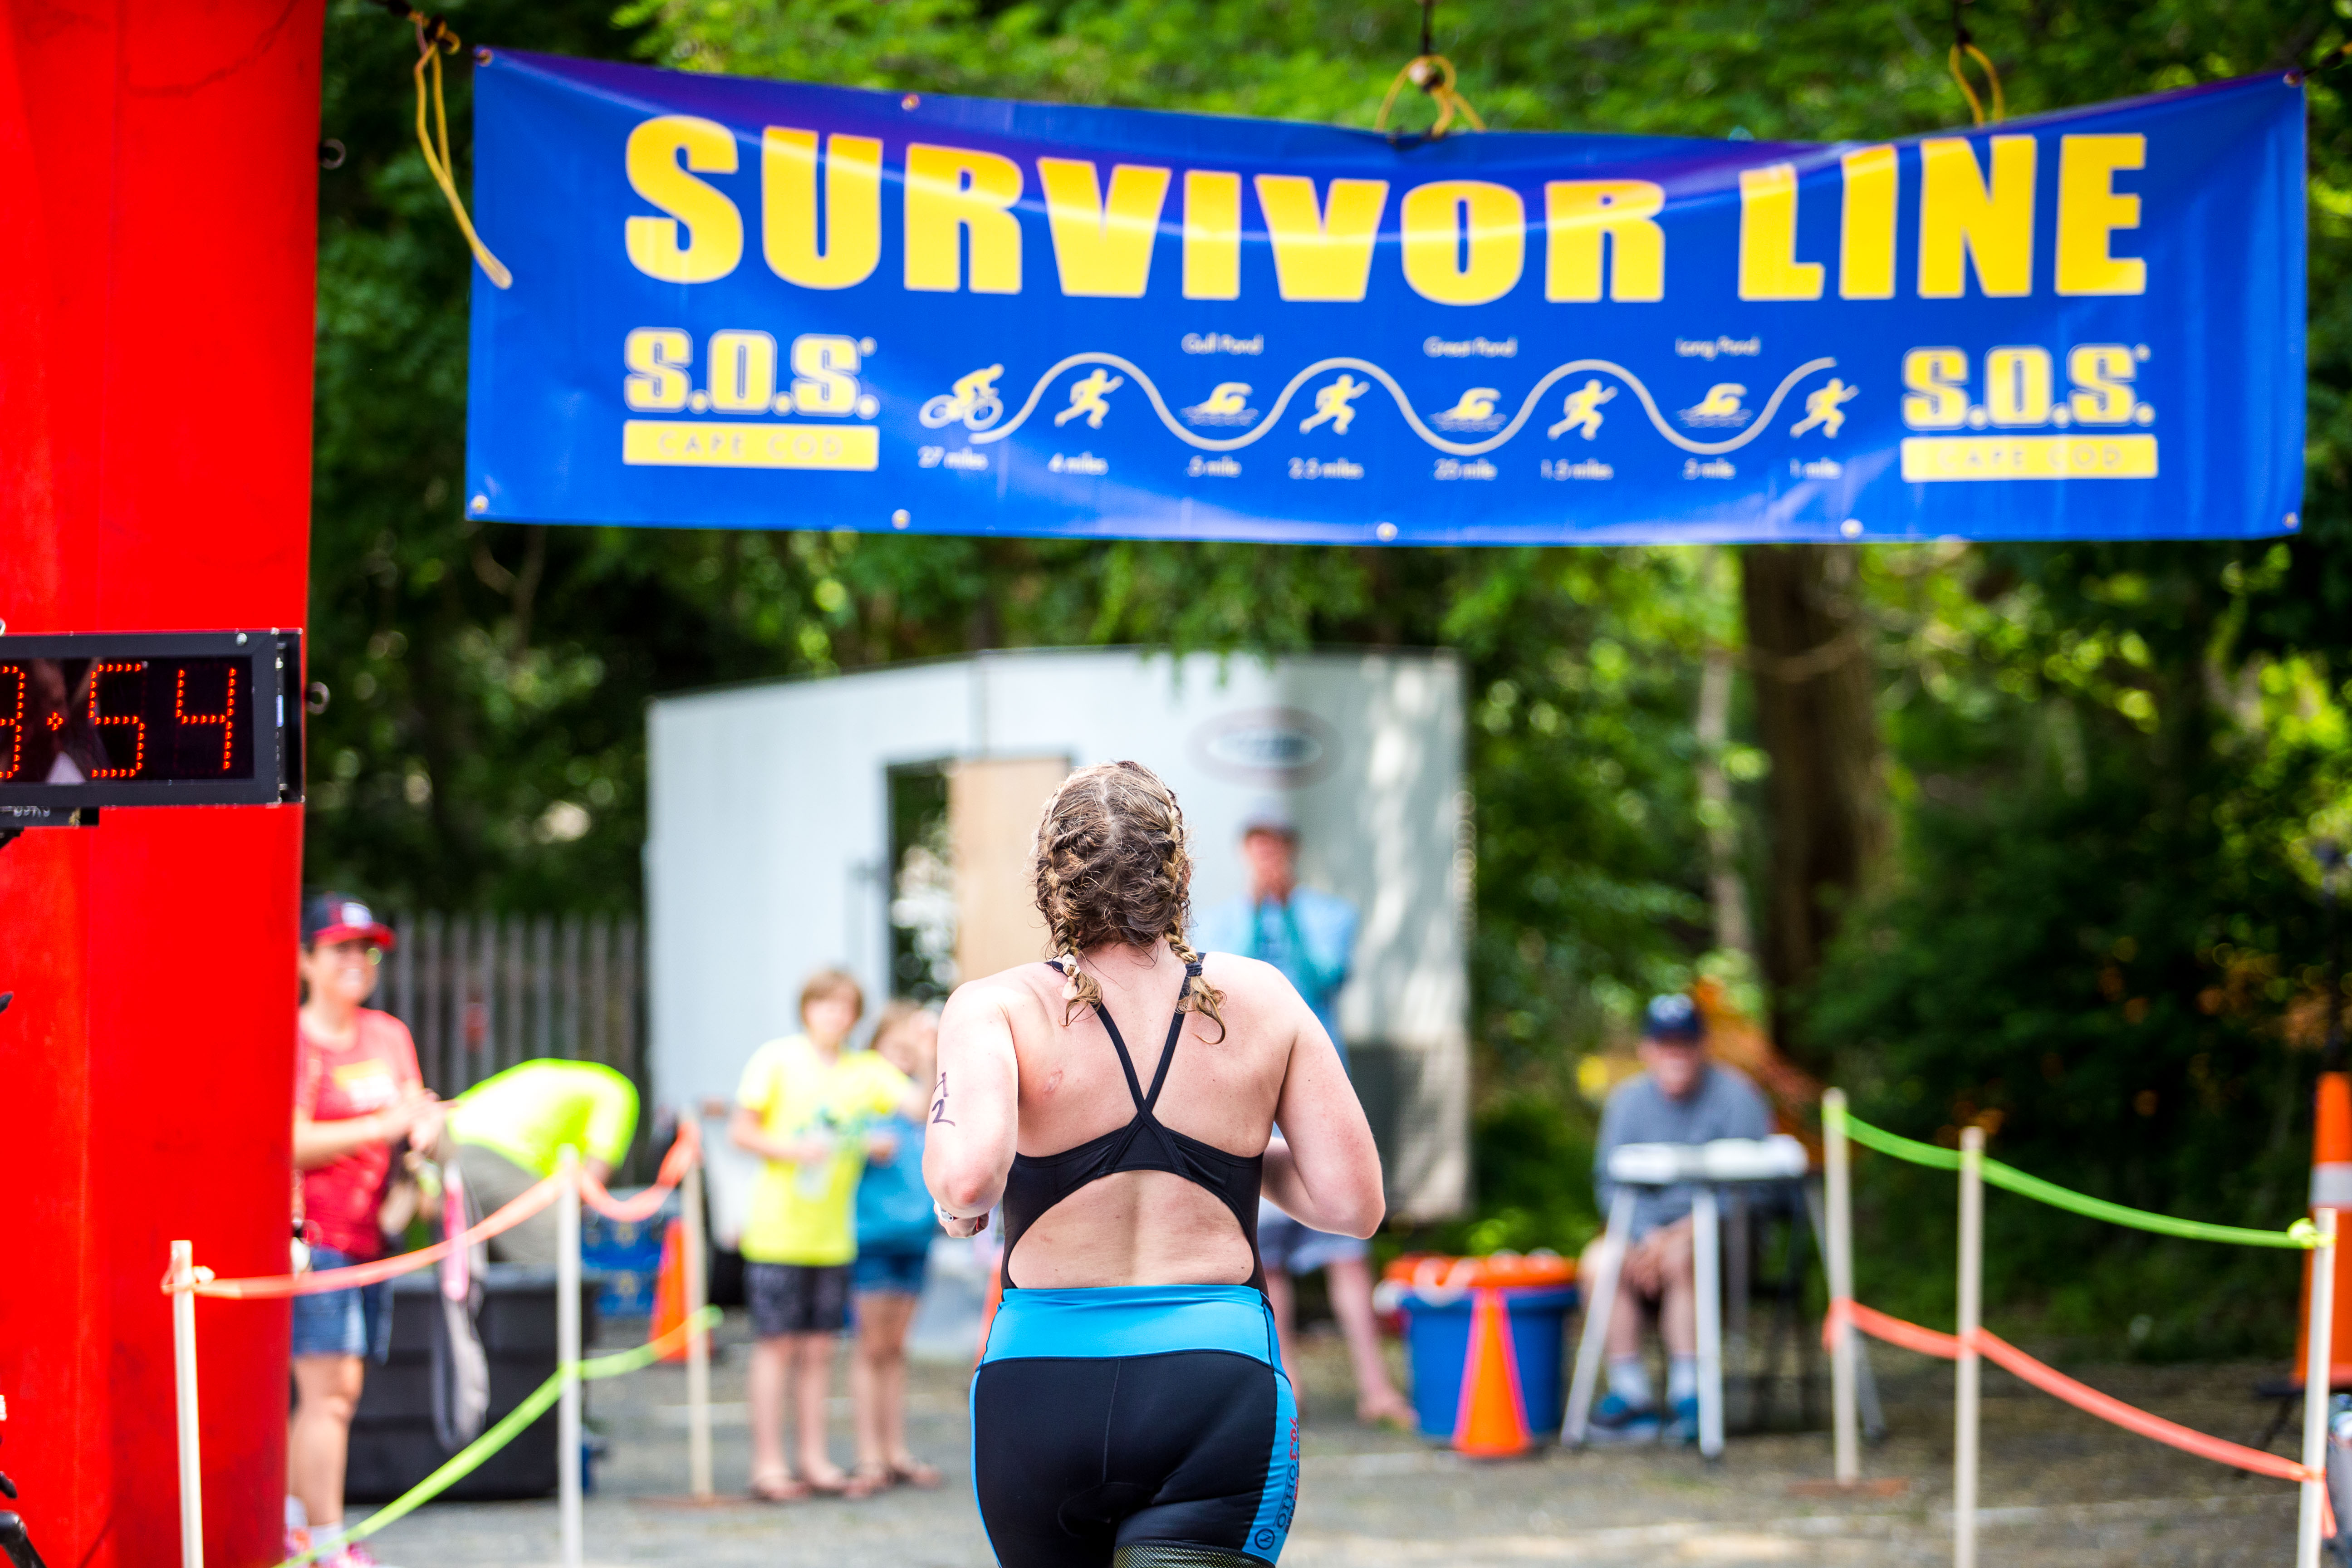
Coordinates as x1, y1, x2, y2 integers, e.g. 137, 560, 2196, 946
943, 962, 1059, 1032
1197, 950, 1299, 1005
1196, 952, 1312, 1038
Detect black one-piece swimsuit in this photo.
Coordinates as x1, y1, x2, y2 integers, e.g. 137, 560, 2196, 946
970, 961, 1297, 1568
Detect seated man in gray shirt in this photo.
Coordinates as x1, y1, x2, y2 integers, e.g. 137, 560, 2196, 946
1582, 993, 1770, 1444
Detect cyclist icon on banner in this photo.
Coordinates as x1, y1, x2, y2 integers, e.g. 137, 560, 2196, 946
920, 365, 1006, 431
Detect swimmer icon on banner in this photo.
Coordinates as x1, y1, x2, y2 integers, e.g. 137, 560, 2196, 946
466, 54, 2303, 544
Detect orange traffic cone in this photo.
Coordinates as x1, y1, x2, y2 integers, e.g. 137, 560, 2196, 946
1451, 1287, 1531, 1457
973, 1265, 1005, 1371
2299, 1072, 2352, 1391
650, 1216, 688, 1363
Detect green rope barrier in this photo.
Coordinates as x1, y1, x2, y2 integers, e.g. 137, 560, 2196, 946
1828, 1102, 2319, 1251
281, 1307, 722, 1568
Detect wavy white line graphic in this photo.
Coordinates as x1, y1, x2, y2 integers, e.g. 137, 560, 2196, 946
965, 354, 1839, 457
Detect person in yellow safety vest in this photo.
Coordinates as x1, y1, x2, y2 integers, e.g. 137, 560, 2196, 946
447, 1059, 640, 1263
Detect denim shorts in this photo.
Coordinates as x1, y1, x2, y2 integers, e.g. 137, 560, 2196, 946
290, 1244, 394, 1362
852, 1245, 930, 1296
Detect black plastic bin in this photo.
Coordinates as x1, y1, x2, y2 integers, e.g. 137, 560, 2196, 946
343, 1264, 602, 1502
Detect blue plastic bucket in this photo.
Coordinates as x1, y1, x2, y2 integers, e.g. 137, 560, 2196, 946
1399, 1285, 1578, 1441
581, 1192, 674, 1318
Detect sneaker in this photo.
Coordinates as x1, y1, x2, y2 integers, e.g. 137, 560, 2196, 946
282, 1526, 311, 1563
1583, 1391, 1660, 1444
325, 1544, 392, 1568
1663, 1395, 1700, 1446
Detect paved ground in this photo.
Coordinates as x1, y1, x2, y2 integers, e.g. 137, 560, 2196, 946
368, 1312, 2303, 1567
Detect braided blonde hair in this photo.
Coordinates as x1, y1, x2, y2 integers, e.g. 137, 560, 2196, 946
1032, 760, 1227, 1039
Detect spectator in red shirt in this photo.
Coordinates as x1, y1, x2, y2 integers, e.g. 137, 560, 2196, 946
289, 893, 444, 1568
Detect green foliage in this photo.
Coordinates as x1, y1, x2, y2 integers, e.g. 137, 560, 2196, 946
638, 0, 2342, 146
1810, 535, 2352, 1351
312, 0, 2352, 1344
1455, 549, 1730, 1063
314, 0, 657, 908
1416, 1092, 1604, 1260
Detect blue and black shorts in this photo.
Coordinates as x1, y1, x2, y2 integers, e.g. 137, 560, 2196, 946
973, 1284, 1299, 1568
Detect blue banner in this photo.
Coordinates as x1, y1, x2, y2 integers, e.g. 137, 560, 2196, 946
467, 53, 2304, 544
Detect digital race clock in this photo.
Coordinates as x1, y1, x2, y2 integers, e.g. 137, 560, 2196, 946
0, 631, 304, 815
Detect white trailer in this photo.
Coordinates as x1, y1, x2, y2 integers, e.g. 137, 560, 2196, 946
646, 647, 1469, 1246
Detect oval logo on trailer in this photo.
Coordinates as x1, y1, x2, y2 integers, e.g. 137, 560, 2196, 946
1190, 707, 1338, 786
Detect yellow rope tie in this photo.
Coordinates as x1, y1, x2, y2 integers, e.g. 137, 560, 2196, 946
1376, 54, 1485, 140
1946, 39, 2005, 126
409, 16, 513, 289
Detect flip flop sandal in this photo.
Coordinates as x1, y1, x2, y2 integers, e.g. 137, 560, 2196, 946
801, 1468, 875, 1499
887, 1458, 943, 1490
851, 1463, 897, 1494
749, 1473, 810, 1503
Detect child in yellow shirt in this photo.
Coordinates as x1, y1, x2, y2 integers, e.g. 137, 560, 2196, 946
730, 968, 925, 1499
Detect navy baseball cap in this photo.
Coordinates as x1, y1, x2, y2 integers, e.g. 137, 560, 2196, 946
302, 891, 396, 951
1642, 992, 1703, 1044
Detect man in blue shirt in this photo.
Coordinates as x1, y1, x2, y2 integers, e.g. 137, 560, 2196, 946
1583, 993, 1771, 1445
1196, 800, 1414, 1426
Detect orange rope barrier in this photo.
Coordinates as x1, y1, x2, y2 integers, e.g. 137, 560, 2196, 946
171, 1126, 702, 1300
1828, 1297, 1963, 1360
1973, 1326, 2319, 1487
1827, 1298, 2322, 1487
181, 1175, 565, 1299
580, 1119, 700, 1222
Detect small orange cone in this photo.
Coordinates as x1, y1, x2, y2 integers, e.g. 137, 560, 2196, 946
650, 1217, 688, 1363
1451, 1287, 1531, 1457
2299, 1072, 2352, 1390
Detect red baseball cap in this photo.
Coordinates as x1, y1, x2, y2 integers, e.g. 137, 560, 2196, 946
301, 891, 396, 951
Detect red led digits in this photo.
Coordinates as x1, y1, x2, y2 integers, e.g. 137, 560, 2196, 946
0, 644, 274, 797
88, 661, 148, 778
174, 663, 236, 773
0, 665, 22, 781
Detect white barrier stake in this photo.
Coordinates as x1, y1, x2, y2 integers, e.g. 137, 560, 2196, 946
683, 1154, 713, 1500
1563, 1189, 1636, 1445
169, 1240, 204, 1568
1692, 1186, 1725, 1459
1955, 1127, 1984, 1568
558, 1147, 583, 1568
1824, 1089, 1859, 1485
2300, 1208, 2339, 1568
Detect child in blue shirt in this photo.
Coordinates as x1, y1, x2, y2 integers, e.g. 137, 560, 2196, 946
850, 1002, 945, 1488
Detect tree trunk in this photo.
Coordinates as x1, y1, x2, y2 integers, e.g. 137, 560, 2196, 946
1695, 643, 1754, 958
1740, 544, 1886, 1061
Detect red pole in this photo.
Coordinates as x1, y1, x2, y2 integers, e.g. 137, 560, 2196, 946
0, 0, 319, 1562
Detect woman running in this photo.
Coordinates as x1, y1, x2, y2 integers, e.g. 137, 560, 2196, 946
926, 761, 1386, 1568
